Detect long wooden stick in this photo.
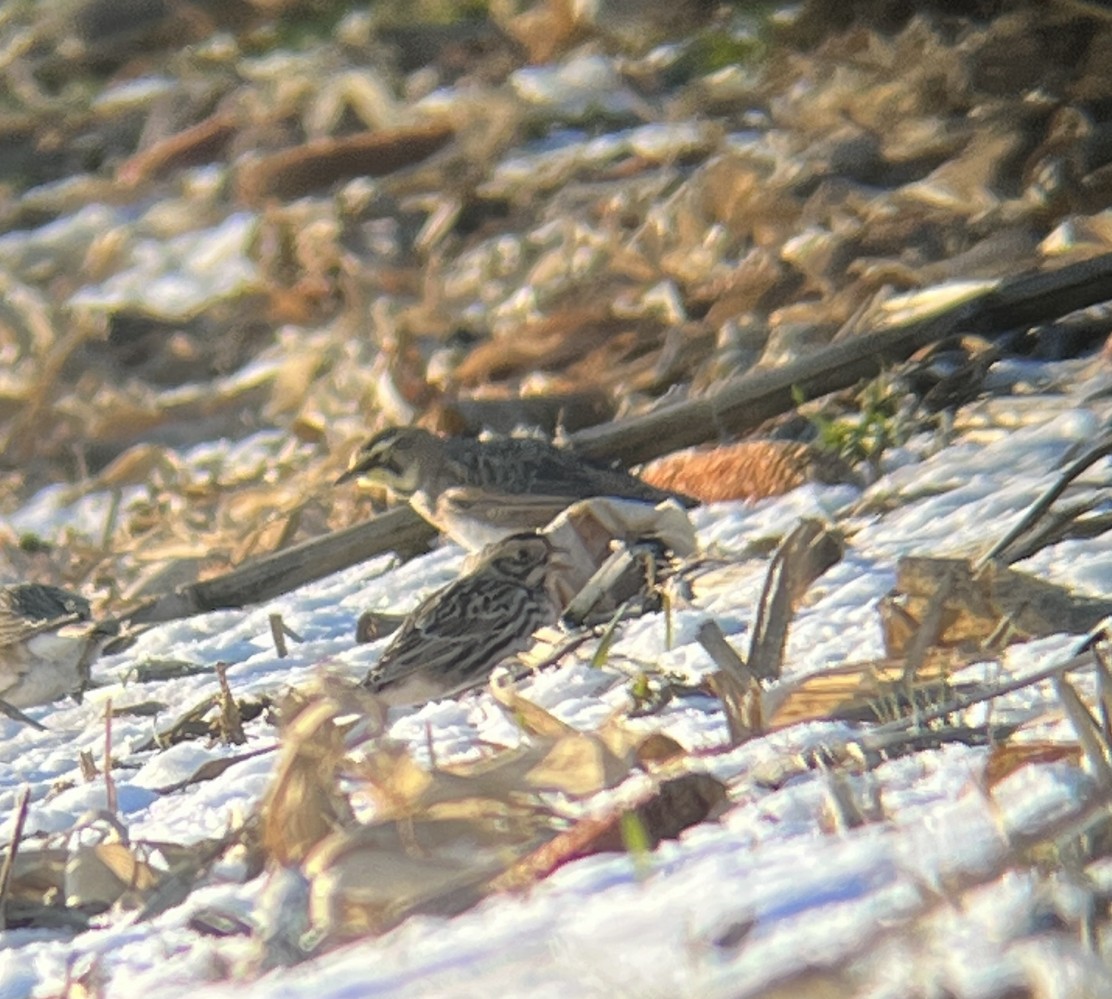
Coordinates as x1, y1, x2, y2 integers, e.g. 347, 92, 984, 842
125, 252, 1112, 625
570, 252, 1112, 465
128, 506, 435, 625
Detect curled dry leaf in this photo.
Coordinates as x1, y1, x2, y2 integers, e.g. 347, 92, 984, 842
984, 741, 1083, 787
64, 842, 160, 912
304, 821, 524, 940
541, 495, 697, 610
522, 731, 631, 797
492, 772, 727, 893
260, 696, 355, 866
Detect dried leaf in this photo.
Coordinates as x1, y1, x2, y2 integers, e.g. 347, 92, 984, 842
492, 772, 726, 892
304, 817, 540, 939
985, 741, 1083, 787
260, 697, 355, 865
488, 676, 575, 738
763, 656, 972, 729
881, 557, 1112, 656
523, 732, 631, 796
64, 843, 159, 910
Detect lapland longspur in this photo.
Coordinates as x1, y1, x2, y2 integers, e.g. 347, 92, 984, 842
0, 583, 117, 708
361, 533, 562, 703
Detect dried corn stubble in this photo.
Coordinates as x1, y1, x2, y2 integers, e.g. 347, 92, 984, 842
304, 824, 505, 940
259, 694, 358, 866
761, 654, 976, 730
254, 670, 727, 946
881, 557, 1112, 655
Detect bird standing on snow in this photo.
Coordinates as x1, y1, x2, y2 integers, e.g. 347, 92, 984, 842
336, 425, 696, 549
0, 583, 117, 708
361, 533, 564, 704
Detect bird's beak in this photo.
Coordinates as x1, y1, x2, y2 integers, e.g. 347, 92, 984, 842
334, 456, 372, 486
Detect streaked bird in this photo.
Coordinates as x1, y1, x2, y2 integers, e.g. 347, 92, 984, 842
336, 426, 696, 548
0, 583, 117, 708
361, 533, 562, 703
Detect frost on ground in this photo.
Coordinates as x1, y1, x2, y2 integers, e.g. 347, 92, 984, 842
0, 361, 1111, 998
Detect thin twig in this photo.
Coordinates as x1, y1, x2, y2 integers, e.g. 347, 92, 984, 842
1056, 676, 1112, 786
104, 699, 117, 817
975, 432, 1112, 570
0, 786, 31, 930
100, 488, 122, 553
269, 614, 289, 658
900, 569, 955, 689
215, 663, 245, 746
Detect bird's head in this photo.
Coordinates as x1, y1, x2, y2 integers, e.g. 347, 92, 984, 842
481, 532, 572, 588
335, 426, 440, 497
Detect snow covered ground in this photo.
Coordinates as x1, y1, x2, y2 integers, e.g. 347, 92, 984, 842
2, 358, 1112, 998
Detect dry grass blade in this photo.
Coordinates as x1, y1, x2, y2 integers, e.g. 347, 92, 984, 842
748, 519, 843, 682
1055, 676, 1112, 786
697, 620, 761, 744
215, 663, 246, 746
995, 502, 1112, 565
488, 675, 574, 738
590, 600, 631, 669
697, 619, 751, 680
899, 564, 955, 688
851, 722, 1016, 767
975, 430, 1112, 570
152, 746, 276, 795
0, 786, 31, 930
